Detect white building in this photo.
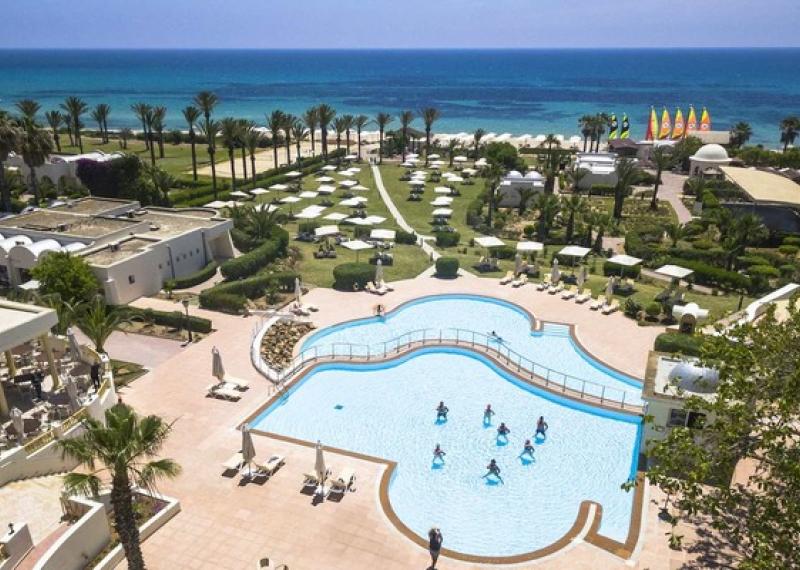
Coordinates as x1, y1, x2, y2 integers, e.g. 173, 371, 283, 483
496, 170, 546, 208
574, 152, 619, 190
6, 151, 125, 187
689, 144, 732, 176
0, 197, 234, 304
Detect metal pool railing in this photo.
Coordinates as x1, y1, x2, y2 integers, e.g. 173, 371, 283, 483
264, 328, 643, 414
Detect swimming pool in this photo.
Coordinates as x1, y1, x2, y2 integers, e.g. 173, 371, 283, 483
302, 294, 643, 406
250, 348, 642, 558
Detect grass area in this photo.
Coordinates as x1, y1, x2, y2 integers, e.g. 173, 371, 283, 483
110, 359, 148, 387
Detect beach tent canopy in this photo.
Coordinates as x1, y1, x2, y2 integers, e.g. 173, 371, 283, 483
317, 185, 336, 194
204, 200, 228, 208
285, 170, 302, 178
341, 240, 374, 252
475, 236, 505, 248
351, 185, 369, 191
431, 208, 453, 218
558, 245, 592, 259
408, 180, 426, 186
340, 180, 358, 188
344, 217, 373, 226
279, 196, 301, 203
269, 183, 288, 191
314, 225, 340, 237
434, 186, 454, 194
299, 191, 319, 199
453, 156, 468, 163
655, 264, 694, 279
430, 197, 453, 206
607, 254, 643, 267
363, 215, 386, 224
316, 176, 334, 183
249, 188, 269, 195
427, 153, 440, 159
321, 165, 337, 171
517, 241, 544, 252
344, 154, 358, 160
445, 176, 464, 183
323, 212, 348, 221
229, 190, 250, 198
347, 167, 362, 173
370, 229, 396, 241
339, 198, 363, 207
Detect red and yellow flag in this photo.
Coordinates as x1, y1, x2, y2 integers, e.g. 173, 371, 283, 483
671, 108, 685, 139
658, 108, 672, 140
645, 107, 658, 141
700, 107, 711, 131
686, 106, 698, 133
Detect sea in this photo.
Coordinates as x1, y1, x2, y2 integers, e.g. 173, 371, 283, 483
1, 49, 798, 146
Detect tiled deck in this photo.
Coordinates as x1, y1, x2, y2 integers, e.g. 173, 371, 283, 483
116, 273, 693, 569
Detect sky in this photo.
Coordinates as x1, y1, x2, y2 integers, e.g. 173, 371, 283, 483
2, 0, 799, 49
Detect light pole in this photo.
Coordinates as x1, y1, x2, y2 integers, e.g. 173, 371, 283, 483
181, 298, 193, 344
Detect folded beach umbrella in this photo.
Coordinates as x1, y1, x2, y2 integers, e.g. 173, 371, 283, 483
65, 376, 81, 413
551, 258, 560, 285
295, 277, 303, 306
11, 407, 24, 443
315, 440, 327, 495
375, 259, 384, 284
211, 346, 225, 381
605, 277, 615, 303
241, 425, 256, 475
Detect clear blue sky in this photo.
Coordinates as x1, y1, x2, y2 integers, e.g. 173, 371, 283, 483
2, 0, 798, 49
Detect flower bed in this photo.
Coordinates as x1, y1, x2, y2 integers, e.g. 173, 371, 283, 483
260, 320, 314, 369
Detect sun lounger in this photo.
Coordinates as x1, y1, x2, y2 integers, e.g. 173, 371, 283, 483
511, 274, 528, 288
291, 303, 310, 316
364, 282, 377, 294
379, 280, 394, 292
548, 282, 564, 295
208, 384, 241, 401
561, 285, 577, 300
302, 469, 331, 489
536, 274, 551, 291
224, 378, 249, 391
327, 468, 357, 497
499, 271, 514, 285
602, 300, 620, 315
589, 296, 605, 311
375, 283, 389, 295
253, 454, 285, 476
222, 452, 244, 473
574, 289, 591, 304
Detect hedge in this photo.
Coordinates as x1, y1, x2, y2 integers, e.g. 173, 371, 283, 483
589, 184, 615, 196
332, 263, 375, 291
396, 230, 417, 245
654, 332, 705, 356
494, 245, 516, 260
435, 257, 459, 278
199, 271, 298, 312
667, 246, 727, 266
602, 261, 642, 278
170, 261, 218, 289
625, 228, 664, 261
666, 257, 751, 291
219, 227, 289, 280
115, 307, 212, 334
783, 236, 800, 247
435, 231, 461, 248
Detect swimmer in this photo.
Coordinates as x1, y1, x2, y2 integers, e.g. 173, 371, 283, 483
520, 439, 535, 459
436, 401, 449, 421
483, 459, 503, 483
535, 416, 549, 438
433, 444, 446, 462
483, 404, 495, 424
497, 422, 510, 437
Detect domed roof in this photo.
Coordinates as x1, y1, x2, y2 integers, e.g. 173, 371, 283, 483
525, 170, 544, 180
668, 361, 719, 394
507, 170, 523, 179
692, 144, 729, 162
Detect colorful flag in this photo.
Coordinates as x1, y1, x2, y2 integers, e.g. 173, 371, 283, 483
608, 114, 618, 140
672, 108, 685, 139
700, 107, 711, 131
645, 107, 658, 141
686, 106, 698, 133
620, 114, 630, 139
658, 108, 672, 140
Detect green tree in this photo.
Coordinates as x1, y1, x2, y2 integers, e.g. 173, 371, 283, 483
612, 158, 639, 220
650, 146, 674, 210
282, 113, 296, 164
399, 110, 414, 163
60, 96, 88, 153
243, 126, 262, 186
18, 125, 54, 203
578, 115, 593, 152
0, 115, 22, 212
375, 112, 393, 164
151, 106, 167, 159
473, 128, 485, 157
562, 194, 588, 243
265, 109, 285, 169
533, 193, 560, 241
76, 295, 125, 354
592, 211, 611, 252
447, 139, 460, 167
291, 120, 308, 165
143, 164, 174, 205
45, 110, 63, 152
91, 103, 111, 143
665, 221, 684, 247
118, 128, 132, 150
303, 107, 319, 156
31, 251, 99, 304
182, 106, 201, 182
340, 114, 354, 154
646, 304, 800, 569
35, 293, 80, 336
484, 141, 525, 172
316, 104, 336, 160
353, 114, 369, 160
219, 117, 240, 191
130, 102, 152, 151
672, 136, 703, 170
729, 121, 752, 149
59, 403, 180, 570
199, 120, 220, 199
421, 107, 440, 165
566, 166, 589, 193
15, 99, 41, 126
332, 116, 346, 152
193, 91, 218, 129
779, 116, 800, 152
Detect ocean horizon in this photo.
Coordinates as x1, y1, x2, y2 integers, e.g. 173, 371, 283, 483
1, 48, 798, 146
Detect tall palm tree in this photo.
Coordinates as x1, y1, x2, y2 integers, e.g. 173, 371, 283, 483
332, 117, 346, 152
199, 120, 220, 199
353, 115, 369, 160
242, 126, 261, 186
303, 107, 320, 156
541, 135, 561, 194
182, 106, 201, 182
91, 104, 111, 143
19, 126, 54, 203
143, 108, 157, 166
59, 403, 180, 570
193, 91, 219, 129
282, 114, 296, 165
484, 163, 503, 228
60, 96, 88, 153
118, 128, 132, 150
45, 110, 63, 152
291, 120, 308, 165
76, 295, 125, 353
779, 116, 800, 152
592, 212, 611, 252
266, 110, 285, 168
130, 103, 152, 150
15, 99, 41, 125
399, 110, 414, 162
561, 194, 588, 243
566, 166, 589, 193
151, 106, 167, 159
665, 221, 684, 248
375, 112, 393, 164
578, 115, 593, 152
144, 163, 175, 205
0, 116, 22, 212
649, 146, 674, 210
729, 121, 752, 149
420, 107, 440, 165
592, 113, 609, 152
219, 118, 240, 191
533, 193, 560, 241
341, 114, 354, 154
316, 104, 336, 160
473, 128, 485, 157
612, 158, 639, 220
447, 139, 459, 167
237, 119, 253, 180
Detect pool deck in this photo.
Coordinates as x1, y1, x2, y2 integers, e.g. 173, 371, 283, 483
111, 273, 699, 569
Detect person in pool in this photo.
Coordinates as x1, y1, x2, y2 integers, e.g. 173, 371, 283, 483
536, 416, 549, 438
520, 439, 535, 459
483, 404, 495, 424
497, 422, 510, 437
436, 401, 449, 421
483, 459, 503, 483
433, 444, 446, 462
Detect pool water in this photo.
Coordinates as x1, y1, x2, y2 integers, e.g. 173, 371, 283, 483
302, 294, 643, 406
251, 349, 641, 557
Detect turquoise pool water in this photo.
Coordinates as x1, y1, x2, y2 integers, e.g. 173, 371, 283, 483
302, 294, 643, 406
250, 348, 641, 557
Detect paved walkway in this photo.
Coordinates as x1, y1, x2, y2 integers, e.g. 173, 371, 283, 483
654, 171, 693, 224
0, 475, 65, 543
73, 328, 183, 370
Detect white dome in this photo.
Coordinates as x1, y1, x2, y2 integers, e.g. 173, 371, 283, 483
693, 144, 729, 162
507, 170, 523, 179
525, 170, 544, 180
669, 362, 719, 394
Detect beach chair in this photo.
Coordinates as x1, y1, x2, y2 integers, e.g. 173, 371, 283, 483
536, 275, 551, 291
511, 274, 528, 288
379, 280, 394, 292
208, 383, 241, 401
222, 452, 243, 473
589, 296, 606, 311
499, 271, 514, 285
548, 282, 564, 295
561, 285, 577, 300
374, 282, 389, 295
574, 288, 591, 304
224, 378, 249, 391
302, 469, 330, 490
253, 454, 285, 477
602, 299, 620, 315
327, 468, 357, 498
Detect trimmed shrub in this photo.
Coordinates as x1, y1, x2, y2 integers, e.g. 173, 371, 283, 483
199, 271, 298, 312
171, 261, 218, 289
435, 231, 461, 248
666, 257, 751, 292
115, 307, 212, 334
603, 261, 642, 278
778, 244, 799, 256
219, 227, 289, 280
396, 230, 417, 245
435, 257, 459, 278
654, 332, 705, 356
623, 298, 642, 318
589, 184, 615, 196
736, 255, 772, 269
298, 220, 320, 234
782, 236, 800, 247
645, 302, 662, 318
332, 263, 375, 291
495, 245, 516, 260
198, 291, 247, 313
523, 225, 535, 238
701, 191, 719, 209
748, 264, 780, 278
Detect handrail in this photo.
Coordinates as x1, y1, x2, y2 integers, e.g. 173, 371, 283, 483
266, 327, 641, 412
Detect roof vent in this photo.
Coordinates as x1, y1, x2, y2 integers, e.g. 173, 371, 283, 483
57, 223, 69, 232
109, 242, 120, 252
127, 211, 135, 218
149, 224, 160, 231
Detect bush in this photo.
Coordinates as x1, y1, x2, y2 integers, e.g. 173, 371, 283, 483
523, 225, 535, 238
171, 261, 218, 289
778, 244, 799, 256
495, 245, 516, 260
115, 307, 212, 334
435, 231, 461, 248
782, 236, 800, 247
199, 271, 298, 312
332, 263, 375, 291
623, 298, 642, 318
435, 257, 459, 278
396, 230, 417, 245
736, 255, 772, 269
779, 264, 797, 276
666, 257, 751, 292
654, 332, 705, 356
701, 191, 720, 209
297, 220, 320, 234
603, 261, 642, 278
748, 264, 780, 278
219, 228, 288, 280
589, 184, 615, 196
198, 291, 247, 313
645, 302, 662, 318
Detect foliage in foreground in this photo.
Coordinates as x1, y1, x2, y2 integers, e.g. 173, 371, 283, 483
31, 251, 99, 305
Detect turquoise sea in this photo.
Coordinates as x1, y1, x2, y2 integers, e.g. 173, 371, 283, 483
1, 49, 798, 145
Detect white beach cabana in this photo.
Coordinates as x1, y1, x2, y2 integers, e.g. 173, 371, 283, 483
204, 200, 228, 209
363, 215, 386, 225
655, 264, 694, 280
316, 176, 335, 183
475, 236, 505, 248
351, 185, 369, 191
434, 186, 454, 195
269, 183, 289, 191
341, 239, 374, 262
517, 241, 544, 253
430, 197, 453, 206
340, 197, 366, 207
431, 208, 453, 218
299, 191, 319, 199
607, 254, 643, 276
340, 180, 358, 188
370, 229, 396, 241
558, 245, 592, 265
279, 196, 301, 204
317, 185, 336, 194
323, 212, 348, 221
408, 180, 426, 187
249, 188, 269, 196
229, 190, 250, 199
321, 165, 337, 171
445, 175, 464, 183
314, 225, 340, 238
453, 156, 468, 163
285, 170, 302, 178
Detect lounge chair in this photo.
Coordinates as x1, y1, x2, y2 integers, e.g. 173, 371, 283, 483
511, 274, 528, 288
253, 454, 285, 476
302, 469, 330, 489
208, 383, 241, 401
602, 299, 620, 315
548, 282, 564, 295
327, 468, 357, 498
222, 452, 244, 473
574, 288, 591, 304
257, 558, 288, 570
375, 282, 389, 295
561, 285, 577, 300
589, 296, 606, 311
379, 280, 394, 292
224, 378, 249, 391
499, 271, 514, 285
536, 274, 551, 291
291, 303, 310, 316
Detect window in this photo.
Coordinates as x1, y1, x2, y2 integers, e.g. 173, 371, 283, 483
128, 275, 136, 284
667, 409, 687, 428
196, 248, 200, 254
158, 264, 162, 270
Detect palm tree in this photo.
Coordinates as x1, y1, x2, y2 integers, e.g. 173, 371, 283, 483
341, 114, 354, 154
685, 176, 706, 198
447, 139, 459, 167
266, 110, 285, 168
237, 119, 253, 180
473, 128, 485, 157
60, 96, 88, 153
91, 104, 111, 143
19, 126, 54, 203
143, 164, 175, 205
15, 99, 41, 125
729, 122, 752, 149
291, 120, 308, 165
316, 104, 336, 160
193, 91, 219, 129
282, 114, 296, 164
399, 110, 414, 162
578, 115, 593, 152
533, 193, 560, 241
484, 163, 503, 228
562, 194, 588, 243
592, 113, 609, 152
242, 126, 261, 186
76, 296, 125, 354
779, 116, 800, 152
649, 146, 674, 210
182, 106, 201, 182
375, 112, 393, 164
59, 403, 180, 570
517, 187, 538, 215
45, 110, 63, 152
665, 221, 684, 248
130, 103, 152, 150
199, 120, 220, 199
612, 158, 639, 220
143, 108, 157, 166
353, 115, 369, 160
302, 107, 319, 156
332, 117, 346, 153
151, 106, 167, 159
245, 205, 281, 240
219, 118, 240, 191
0, 116, 22, 212
421, 107, 440, 165
118, 128, 132, 150
592, 212, 611, 252
541, 135, 561, 194
566, 166, 589, 193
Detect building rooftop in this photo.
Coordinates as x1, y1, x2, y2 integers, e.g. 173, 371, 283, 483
135, 209, 228, 238
0, 300, 58, 353
644, 353, 718, 402
0, 210, 141, 239
81, 237, 159, 266
49, 197, 139, 216
721, 166, 800, 207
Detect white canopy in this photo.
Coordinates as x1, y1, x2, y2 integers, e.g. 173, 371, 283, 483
340, 180, 358, 188
351, 184, 369, 191
655, 264, 694, 279
279, 196, 301, 203
430, 197, 453, 206
434, 186, 453, 194
370, 229, 397, 241
607, 254, 643, 267
269, 183, 288, 191
430, 160, 445, 167
321, 165, 337, 171
344, 154, 358, 160
475, 236, 505, 248
445, 175, 464, 183
408, 180, 426, 186
323, 212, 348, 221
453, 155, 468, 163
285, 170, 302, 178
340, 197, 367, 207
299, 191, 319, 199
347, 167, 362, 173
204, 200, 228, 208
517, 241, 544, 252
431, 208, 453, 218
363, 215, 386, 224
249, 188, 269, 195
316, 176, 334, 183
229, 190, 250, 198
314, 225, 340, 237
427, 153, 440, 159
317, 185, 336, 194
341, 240, 374, 252
295, 210, 321, 219
558, 245, 592, 258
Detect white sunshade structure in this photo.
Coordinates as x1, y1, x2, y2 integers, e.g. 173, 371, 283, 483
475, 236, 505, 249
400, 161, 415, 167
453, 156, 468, 163
323, 212, 348, 221
321, 165, 337, 171
340, 180, 358, 188
341, 239, 374, 261
351, 185, 369, 191
285, 170, 302, 178
344, 154, 358, 160
434, 186, 454, 194
347, 167, 362, 173
431, 208, 453, 218
316, 176, 334, 183
249, 188, 269, 195
462, 168, 478, 176
430, 197, 453, 206
269, 183, 289, 191
317, 185, 336, 194
279, 196, 301, 204
299, 191, 319, 199
607, 254, 643, 267
445, 176, 464, 183
427, 153, 440, 160
655, 264, 694, 280
363, 215, 386, 225
338, 170, 356, 177
430, 160, 445, 167
204, 200, 228, 209
229, 190, 250, 198
408, 180, 426, 187
370, 229, 396, 241
315, 225, 340, 237
517, 241, 544, 252
558, 245, 592, 259
340, 197, 367, 207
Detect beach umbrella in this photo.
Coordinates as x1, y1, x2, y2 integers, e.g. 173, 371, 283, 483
11, 407, 24, 443
605, 277, 615, 303
211, 346, 225, 381
514, 253, 523, 275
67, 327, 82, 363
241, 425, 256, 476
375, 259, 384, 285
295, 277, 303, 306
551, 258, 560, 285
65, 375, 80, 413
314, 440, 327, 495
